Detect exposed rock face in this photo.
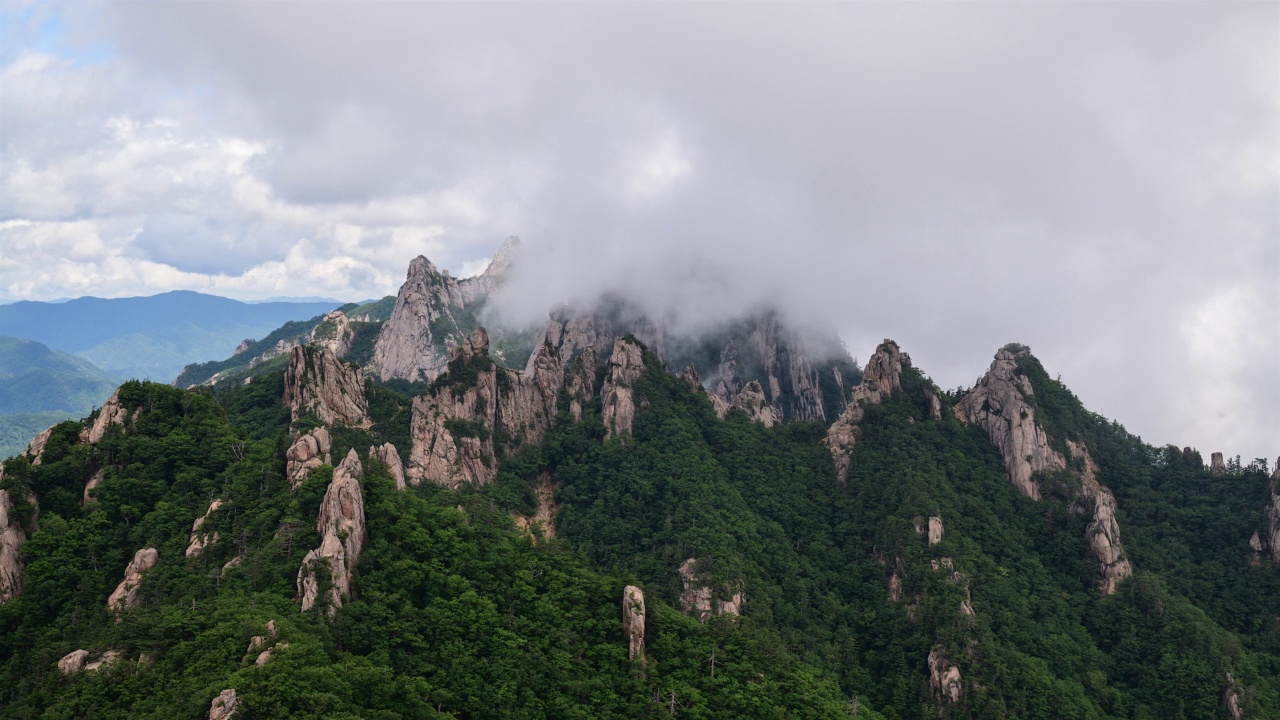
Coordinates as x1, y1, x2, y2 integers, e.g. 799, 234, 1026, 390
1255, 461, 1280, 564
209, 689, 238, 720
407, 328, 562, 487
928, 647, 963, 710
824, 340, 909, 484
954, 346, 1065, 500
622, 585, 646, 663
729, 380, 778, 427
525, 298, 665, 376
82, 388, 131, 445
369, 443, 406, 490
245, 620, 284, 665
565, 346, 599, 421
283, 346, 370, 428
0, 466, 28, 603
369, 253, 498, 383
312, 310, 356, 358
601, 337, 646, 439
83, 468, 104, 505
58, 649, 90, 676
23, 426, 53, 465
107, 548, 159, 616
186, 499, 224, 558
1211, 452, 1227, 475
678, 557, 741, 623
85, 650, 120, 672
1222, 672, 1244, 720
297, 450, 365, 614
1067, 440, 1133, 595
928, 516, 944, 546
708, 312, 830, 423
286, 428, 332, 489
513, 473, 558, 541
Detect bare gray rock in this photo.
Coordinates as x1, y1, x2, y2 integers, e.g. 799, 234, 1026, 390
58, 649, 90, 676
730, 380, 778, 427
0, 466, 27, 603
186, 499, 225, 559
108, 548, 158, 616
1066, 440, 1133, 595
622, 585, 646, 663
23, 426, 53, 465
286, 427, 332, 489
526, 298, 665, 376
81, 388, 131, 445
1211, 452, 1227, 475
565, 346, 598, 421
283, 346, 370, 428
1222, 672, 1244, 720
513, 473, 558, 541
209, 689, 238, 720
954, 346, 1064, 500
311, 310, 356, 358
928, 516, 944, 546
298, 450, 365, 614
83, 468, 103, 505
824, 340, 909, 484
678, 557, 742, 623
601, 337, 646, 438
369, 443, 406, 490
928, 647, 963, 707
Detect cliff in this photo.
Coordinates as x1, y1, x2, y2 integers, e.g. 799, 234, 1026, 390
283, 346, 370, 428
824, 340, 908, 484
297, 449, 366, 614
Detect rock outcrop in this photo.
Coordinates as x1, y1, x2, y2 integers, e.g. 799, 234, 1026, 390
824, 340, 909, 484
83, 468, 103, 505
1222, 672, 1244, 720
244, 620, 286, 665
311, 310, 356, 358
369, 443, 406, 490
1253, 457, 1280, 564
678, 557, 742, 623
601, 337, 646, 438
286, 428, 333, 488
728, 380, 778, 427
297, 450, 365, 614
1067, 440, 1133, 595
23, 426, 53, 465
186, 499, 224, 558
1210, 452, 1227, 475
928, 516, 944, 546
709, 312, 829, 423
954, 345, 1065, 500
209, 689, 238, 720
525, 298, 665, 376
81, 388, 133, 445
622, 585, 646, 663
58, 649, 90, 675
369, 250, 503, 383
107, 548, 158, 616
513, 473, 558, 541
407, 328, 563, 487
0, 466, 28, 603
927, 647, 963, 710
283, 346, 370, 428
565, 346, 599, 421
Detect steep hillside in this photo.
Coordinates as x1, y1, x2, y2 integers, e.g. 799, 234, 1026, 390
0, 292, 340, 381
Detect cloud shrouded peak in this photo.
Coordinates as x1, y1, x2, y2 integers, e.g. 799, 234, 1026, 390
0, 2, 1276, 462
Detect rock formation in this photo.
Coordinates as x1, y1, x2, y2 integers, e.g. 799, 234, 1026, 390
297, 450, 366, 614
369, 249, 505, 383
1210, 452, 1227, 475
1222, 672, 1244, 720
369, 443, 406, 490
186, 499, 224, 558
928, 516, 944, 546
1253, 457, 1280, 564
565, 346, 599, 421
678, 557, 741, 623
83, 469, 103, 505
23, 426, 53, 465
601, 337, 647, 438
622, 585, 646, 663
928, 647, 963, 710
81, 388, 133, 445
525, 298, 665, 376
824, 340, 909, 484
84, 650, 120, 672
245, 619, 286, 665
107, 548, 159, 616
209, 689, 238, 720
286, 428, 333, 489
708, 312, 829, 423
311, 310, 356, 358
0, 465, 28, 604
954, 345, 1064, 500
728, 380, 778, 427
407, 328, 563, 487
1066, 440, 1133, 595
58, 649, 90, 676
513, 473, 558, 541
283, 346, 370, 428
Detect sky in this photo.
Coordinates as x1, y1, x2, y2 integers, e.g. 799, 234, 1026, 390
0, 1, 1276, 463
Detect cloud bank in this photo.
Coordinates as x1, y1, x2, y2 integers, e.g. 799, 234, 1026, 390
0, 2, 1276, 461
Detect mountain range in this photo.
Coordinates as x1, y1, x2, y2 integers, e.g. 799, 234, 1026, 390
0, 240, 1275, 719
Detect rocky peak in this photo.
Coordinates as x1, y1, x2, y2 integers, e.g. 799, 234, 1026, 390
622, 585, 646, 663
369, 443, 406, 490
824, 340, 910, 484
81, 388, 133, 445
730, 380, 778, 427
1210, 452, 1226, 475
286, 427, 333, 489
953, 345, 1064, 500
108, 548, 159, 617
23, 426, 54, 465
283, 346, 370, 428
369, 254, 475, 383
0, 470, 28, 603
601, 337, 646, 439
525, 298, 666, 375
232, 339, 254, 356
708, 314, 832, 423
311, 310, 356, 358
484, 236, 520, 277
297, 450, 365, 614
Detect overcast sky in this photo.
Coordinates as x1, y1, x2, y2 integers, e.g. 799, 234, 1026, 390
1, 2, 1276, 463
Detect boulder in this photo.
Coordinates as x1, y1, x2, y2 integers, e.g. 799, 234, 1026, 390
311, 310, 355, 358
209, 689, 238, 720
107, 548, 159, 616
186, 499, 225, 558
286, 428, 333, 489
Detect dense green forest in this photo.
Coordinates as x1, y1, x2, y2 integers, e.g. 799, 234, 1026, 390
1, 342, 1276, 718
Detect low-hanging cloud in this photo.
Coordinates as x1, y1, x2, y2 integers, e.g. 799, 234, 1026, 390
1, 2, 1276, 462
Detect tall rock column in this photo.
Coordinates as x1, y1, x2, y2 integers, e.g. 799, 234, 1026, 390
622, 585, 646, 663
1066, 440, 1133, 595
824, 340, 909, 484
601, 337, 646, 439
283, 346, 371, 428
297, 450, 366, 614
0, 465, 28, 603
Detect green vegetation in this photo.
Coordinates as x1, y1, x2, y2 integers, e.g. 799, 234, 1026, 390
1, 347, 1277, 719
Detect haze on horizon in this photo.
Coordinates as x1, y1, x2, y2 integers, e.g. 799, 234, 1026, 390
0, 2, 1276, 464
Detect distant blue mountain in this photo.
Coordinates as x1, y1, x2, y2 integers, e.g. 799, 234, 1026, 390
0, 291, 341, 382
